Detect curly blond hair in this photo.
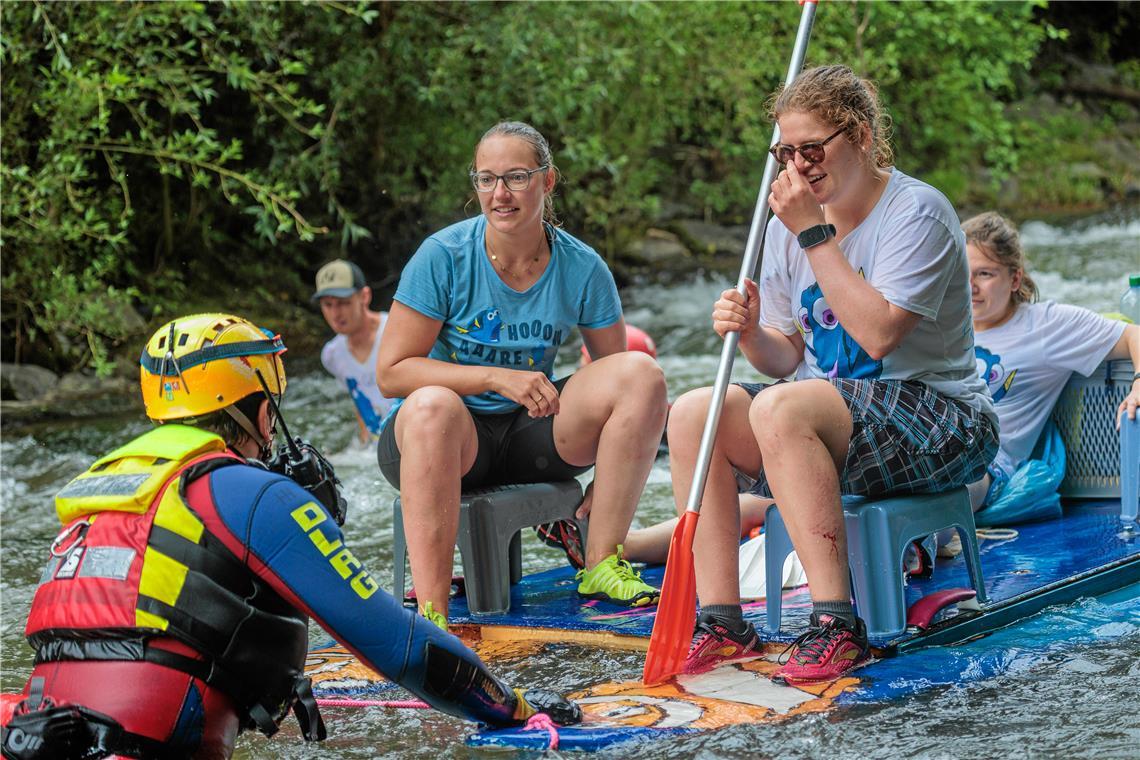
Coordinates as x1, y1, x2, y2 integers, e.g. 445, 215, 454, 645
768, 64, 894, 169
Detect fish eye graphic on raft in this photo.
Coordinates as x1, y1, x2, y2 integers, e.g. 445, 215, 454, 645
470, 165, 550, 193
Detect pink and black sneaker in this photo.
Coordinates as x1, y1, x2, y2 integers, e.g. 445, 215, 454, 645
772, 612, 870, 685
682, 611, 761, 675
535, 520, 586, 571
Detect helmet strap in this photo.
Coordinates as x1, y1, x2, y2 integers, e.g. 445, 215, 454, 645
223, 403, 272, 460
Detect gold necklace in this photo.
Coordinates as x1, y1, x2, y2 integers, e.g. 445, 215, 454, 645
487, 232, 547, 277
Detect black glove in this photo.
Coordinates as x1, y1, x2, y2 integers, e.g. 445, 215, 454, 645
512, 688, 582, 726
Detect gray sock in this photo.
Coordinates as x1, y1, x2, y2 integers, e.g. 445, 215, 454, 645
702, 604, 743, 621
812, 600, 856, 628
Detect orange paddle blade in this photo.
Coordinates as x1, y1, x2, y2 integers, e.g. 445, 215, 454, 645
642, 510, 700, 685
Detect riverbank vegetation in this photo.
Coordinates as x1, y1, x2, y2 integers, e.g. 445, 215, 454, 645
3, 1, 1138, 376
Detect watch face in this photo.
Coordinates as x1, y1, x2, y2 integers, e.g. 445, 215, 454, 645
799, 224, 834, 249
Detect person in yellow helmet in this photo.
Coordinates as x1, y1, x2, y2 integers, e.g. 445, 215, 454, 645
3, 313, 579, 760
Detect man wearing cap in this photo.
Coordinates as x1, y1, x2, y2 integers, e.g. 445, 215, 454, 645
313, 259, 392, 443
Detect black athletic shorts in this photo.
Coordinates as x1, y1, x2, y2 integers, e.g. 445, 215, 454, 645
376, 376, 592, 490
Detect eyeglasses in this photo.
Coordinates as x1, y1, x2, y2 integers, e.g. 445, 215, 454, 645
768, 128, 845, 165
470, 165, 549, 193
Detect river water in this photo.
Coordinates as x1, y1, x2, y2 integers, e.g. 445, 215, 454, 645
1, 209, 1137, 758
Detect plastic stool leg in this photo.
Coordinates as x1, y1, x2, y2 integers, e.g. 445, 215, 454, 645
955, 522, 988, 604
764, 505, 795, 633
509, 531, 523, 585
1121, 416, 1140, 524
392, 498, 407, 601
847, 507, 908, 640
462, 496, 513, 615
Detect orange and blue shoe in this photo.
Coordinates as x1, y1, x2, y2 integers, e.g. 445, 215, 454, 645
772, 613, 870, 685
682, 611, 761, 675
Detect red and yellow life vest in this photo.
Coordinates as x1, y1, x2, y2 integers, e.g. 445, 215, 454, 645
25, 424, 315, 738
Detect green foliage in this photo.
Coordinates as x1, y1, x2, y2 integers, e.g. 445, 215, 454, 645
1, 0, 368, 372
0, 0, 1121, 372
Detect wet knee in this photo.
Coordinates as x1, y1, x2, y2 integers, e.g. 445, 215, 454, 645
750, 388, 804, 452
401, 387, 468, 438
627, 354, 667, 413
610, 353, 668, 407
667, 389, 711, 445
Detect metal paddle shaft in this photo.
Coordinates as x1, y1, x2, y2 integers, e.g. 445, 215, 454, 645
643, 0, 819, 686
684, 1, 817, 517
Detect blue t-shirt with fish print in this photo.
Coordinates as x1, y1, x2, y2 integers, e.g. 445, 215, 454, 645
385, 215, 622, 424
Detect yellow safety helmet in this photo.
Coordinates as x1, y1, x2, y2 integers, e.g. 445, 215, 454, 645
139, 313, 287, 422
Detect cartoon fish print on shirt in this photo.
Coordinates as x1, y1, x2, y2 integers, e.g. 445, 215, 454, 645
975, 346, 1017, 402
797, 281, 882, 379
456, 308, 503, 343
527, 345, 548, 368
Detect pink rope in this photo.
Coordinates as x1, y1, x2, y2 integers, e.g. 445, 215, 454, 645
315, 697, 429, 709
525, 712, 560, 750
315, 699, 561, 748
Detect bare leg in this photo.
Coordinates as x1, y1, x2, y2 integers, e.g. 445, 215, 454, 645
738, 494, 770, 536
666, 385, 763, 606
394, 387, 479, 617
752, 380, 853, 602
622, 517, 679, 565
623, 494, 771, 565
553, 352, 668, 568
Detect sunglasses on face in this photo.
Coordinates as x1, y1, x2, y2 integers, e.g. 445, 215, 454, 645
768, 127, 845, 165
470, 165, 549, 193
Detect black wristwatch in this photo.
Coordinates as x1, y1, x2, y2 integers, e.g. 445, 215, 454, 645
797, 223, 837, 250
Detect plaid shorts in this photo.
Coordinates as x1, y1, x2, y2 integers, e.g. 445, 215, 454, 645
734, 378, 998, 499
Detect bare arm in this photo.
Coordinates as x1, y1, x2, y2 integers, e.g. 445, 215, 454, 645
581, 320, 628, 361
376, 302, 496, 398
714, 278, 804, 378
376, 301, 562, 417
801, 246, 925, 360
1107, 323, 1140, 422
769, 162, 923, 360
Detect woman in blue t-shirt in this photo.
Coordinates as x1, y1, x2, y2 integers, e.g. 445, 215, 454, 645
375, 121, 667, 627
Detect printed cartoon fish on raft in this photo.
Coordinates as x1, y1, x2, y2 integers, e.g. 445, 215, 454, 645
975, 346, 1016, 402
797, 281, 881, 379
456, 308, 502, 343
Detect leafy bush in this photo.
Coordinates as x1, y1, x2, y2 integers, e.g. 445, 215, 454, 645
0, 1, 1100, 372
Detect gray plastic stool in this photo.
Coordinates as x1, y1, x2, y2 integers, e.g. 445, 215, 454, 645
764, 487, 986, 639
392, 480, 587, 615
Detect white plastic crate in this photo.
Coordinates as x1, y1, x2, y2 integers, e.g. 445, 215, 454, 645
1051, 360, 1134, 499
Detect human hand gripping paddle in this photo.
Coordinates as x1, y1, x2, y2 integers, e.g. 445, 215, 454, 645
642, 0, 820, 686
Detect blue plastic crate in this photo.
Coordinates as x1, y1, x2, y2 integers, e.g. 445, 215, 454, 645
1051, 360, 1134, 498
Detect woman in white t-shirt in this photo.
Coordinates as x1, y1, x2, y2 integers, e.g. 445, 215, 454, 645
668, 65, 998, 684
964, 211, 1140, 507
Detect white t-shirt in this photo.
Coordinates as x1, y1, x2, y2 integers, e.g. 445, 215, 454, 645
320, 313, 393, 436
974, 301, 1124, 477
758, 168, 994, 418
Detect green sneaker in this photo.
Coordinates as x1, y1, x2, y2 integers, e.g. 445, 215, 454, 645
575, 545, 660, 608
420, 601, 447, 631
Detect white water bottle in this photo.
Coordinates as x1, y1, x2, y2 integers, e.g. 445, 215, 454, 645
1122, 275, 1140, 324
